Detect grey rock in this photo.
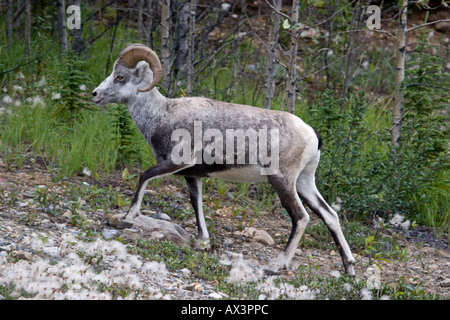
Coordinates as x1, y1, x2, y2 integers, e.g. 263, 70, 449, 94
132, 215, 191, 247
180, 268, 191, 277
121, 228, 142, 242
158, 213, 171, 221
12, 250, 32, 260
439, 278, 450, 287
102, 229, 121, 240
208, 292, 223, 299
237, 227, 275, 246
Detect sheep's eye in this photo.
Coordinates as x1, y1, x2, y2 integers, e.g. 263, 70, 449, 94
116, 75, 125, 81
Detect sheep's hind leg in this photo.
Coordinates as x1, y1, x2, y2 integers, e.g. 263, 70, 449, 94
296, 172, 356, 276
124, 161, 194, 221
268, 174, 310, 269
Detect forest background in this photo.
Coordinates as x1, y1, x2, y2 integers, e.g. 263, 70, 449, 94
0, 0, 449, 235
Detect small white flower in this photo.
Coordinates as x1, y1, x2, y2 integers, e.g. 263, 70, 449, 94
390, 213, 410, 230
38, 77, 47, 87
127, 274, 143, 290
128, 255, 143, 269
13, 85, 23, 91
401, 220, 411, 230
29, 96, 44, 107
92, 273, 110, 285
79, 84, 87, 91
2, 95, 13, 104
221, 3, 231, 11
51, 92, 61, 100
331, 197, 342, 212
16, 72, 25, 79
360, 288, 373, 300
389, 213, 404, 227
112, 261, 131, 275
82, 167, 92, 177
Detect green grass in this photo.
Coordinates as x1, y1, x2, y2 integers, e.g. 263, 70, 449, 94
130, 239, 230, 281
0, 100, 155, 178
302, 220, 408, 263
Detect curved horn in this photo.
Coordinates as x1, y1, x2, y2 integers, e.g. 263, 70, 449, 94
116, 43, 163, 92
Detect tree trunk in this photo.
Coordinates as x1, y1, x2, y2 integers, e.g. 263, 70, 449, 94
57, 0, 68, 58
71, 0, 84, 56
286, 0, 300, 114
160, 0, 172, 93
145, 0, 155, 46
340, 0, 361, 112
392, 0, 408, 148
24, 0, 31, 74
137, 0, 144, 37
105, 5, 120, 76
174, 0, 190, 86
7, 0, 13, 51
84, 0, 95, 62
186, 0, 197, 97
15, 0, 22, 28
263, 0, 282, 109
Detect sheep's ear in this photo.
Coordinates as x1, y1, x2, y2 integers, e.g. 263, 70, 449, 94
134, 62, 148, 79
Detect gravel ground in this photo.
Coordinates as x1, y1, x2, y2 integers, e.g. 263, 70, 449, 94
0, 157, 449, 300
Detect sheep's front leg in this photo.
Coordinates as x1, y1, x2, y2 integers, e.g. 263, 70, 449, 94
124, 161, 193, 221
185, 177, 209, 240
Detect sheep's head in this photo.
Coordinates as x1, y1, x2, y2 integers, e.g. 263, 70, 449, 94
92, 44, 162, 105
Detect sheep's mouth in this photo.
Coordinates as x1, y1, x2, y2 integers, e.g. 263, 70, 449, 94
92, 97, 104, 105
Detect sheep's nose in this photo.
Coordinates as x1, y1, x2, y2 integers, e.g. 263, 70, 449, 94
92, 91, 97, 97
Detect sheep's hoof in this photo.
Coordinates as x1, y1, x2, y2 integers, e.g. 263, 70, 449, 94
344, 264, 356, 277
105, 214, 134, 229
263, 269, 279, 276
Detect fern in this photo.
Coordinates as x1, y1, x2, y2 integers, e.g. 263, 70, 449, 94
112, 104, 141, 164
54, 49, 93, 120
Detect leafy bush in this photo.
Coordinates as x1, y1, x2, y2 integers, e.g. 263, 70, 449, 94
310, 80, 448, 229
310, 89, 390, 218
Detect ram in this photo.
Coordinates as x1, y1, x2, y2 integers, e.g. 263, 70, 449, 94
92, 44, 356, 275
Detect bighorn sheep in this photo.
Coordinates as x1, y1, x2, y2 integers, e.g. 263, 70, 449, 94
92, 44, 356, 275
